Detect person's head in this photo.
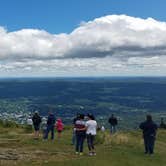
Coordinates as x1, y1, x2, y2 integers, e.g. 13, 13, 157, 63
78, 114, 84, 120
87, 113, 95, 120
48, 111, 53, 115
57, 118, 62, 123
111, 114, 114, 117
146, 114, 152, 121
34, 111, 38, 115
76, 113, 80, 119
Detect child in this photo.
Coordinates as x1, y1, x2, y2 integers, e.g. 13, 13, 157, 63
41, 117, 47, 139
55, 118, 64, 139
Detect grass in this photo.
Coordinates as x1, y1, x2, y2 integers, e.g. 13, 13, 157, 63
0, 125, 166, 166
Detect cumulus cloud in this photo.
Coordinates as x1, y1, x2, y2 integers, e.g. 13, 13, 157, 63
0, 14, 166, 76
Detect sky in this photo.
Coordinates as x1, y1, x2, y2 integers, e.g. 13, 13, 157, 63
0, 0, 166, 77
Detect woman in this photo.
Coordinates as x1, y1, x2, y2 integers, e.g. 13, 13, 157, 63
85, 114, 97, 156
75, 114, 86, 155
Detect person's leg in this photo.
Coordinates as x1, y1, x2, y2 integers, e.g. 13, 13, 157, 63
72, 130, 76, 145
144, 137, 149, 154
51, 126, 54, 140
149, 137, 155, 154
75, 134, 80, 153
80, 135, 85, 154
43, 129, 46, 139
110, 125, 113, 134
36, 125, 40, 138
91, 135, 95, 150
44, 125, 50, 140
36, 130, 39, 138
87, 134, 92, 152
58, 131, 61, 139
34, 125, 38, 138
114, 126, 117, 133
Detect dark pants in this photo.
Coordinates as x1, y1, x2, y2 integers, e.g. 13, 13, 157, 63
33, 124, 40, 131
144, 136, 155, 154
87, 134, 95, 151
44, 125, 55, 140
75, 133, 85, 152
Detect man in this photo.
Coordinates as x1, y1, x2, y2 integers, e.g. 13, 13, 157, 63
108, 114, 118, 134
32, 111, 42, 139
44, 112, 56, 140
139, 115, 158, 154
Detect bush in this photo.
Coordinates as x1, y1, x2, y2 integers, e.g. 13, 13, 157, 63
0, 119, 3, 126
3, 120, 19, 128
94, 132, 105, 145
24, 125, 33, 133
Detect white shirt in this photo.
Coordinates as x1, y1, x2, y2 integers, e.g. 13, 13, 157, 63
85, 120, 97, 135
101, 126, 105, 132
27, 118, 33, 125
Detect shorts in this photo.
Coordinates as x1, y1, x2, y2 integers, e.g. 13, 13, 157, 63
34, 125, 40, 131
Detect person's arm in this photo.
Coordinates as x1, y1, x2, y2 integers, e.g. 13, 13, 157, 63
115, 118, 118, 125
139, 122, 144, 129
77, 122, 87, 131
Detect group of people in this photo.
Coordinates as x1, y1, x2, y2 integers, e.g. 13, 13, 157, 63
72, 113, 97, 156
29, 111, 159, 156
31, 111, 64, 140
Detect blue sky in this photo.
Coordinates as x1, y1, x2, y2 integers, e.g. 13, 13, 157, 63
0, 0, 166, 34
0, 0, 166, 77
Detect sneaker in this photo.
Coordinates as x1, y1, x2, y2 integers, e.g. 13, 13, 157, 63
79, 152, 83, 156
75, 152, 79, 155
89, 152, 93, 156
93, 152, 96, 156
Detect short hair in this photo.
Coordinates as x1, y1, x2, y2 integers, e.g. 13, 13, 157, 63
79, 114, 85, 119
146, 114, 152, 121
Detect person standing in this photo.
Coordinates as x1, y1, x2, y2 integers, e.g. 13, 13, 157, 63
41, 117, 47, 139
44, 112, 56, 140
72, 114, 80, 145
75, 114, 86, 155
55, 118, 64, 139
85, 114, 97, 156
108, 114, 118, 134
139, 115, 158, 154
32, 111, 41, 139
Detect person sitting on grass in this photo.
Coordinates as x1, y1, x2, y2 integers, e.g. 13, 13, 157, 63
85, 114, 97, 156
55, 118, 64, 140
32, 111, 41, 139
75, 114, 86, 155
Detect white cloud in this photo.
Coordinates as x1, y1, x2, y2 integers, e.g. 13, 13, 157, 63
0, 14, 166, 76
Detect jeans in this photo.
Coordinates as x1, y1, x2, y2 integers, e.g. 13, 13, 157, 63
44, 125, 55, 140
75, 132, 85, 152
87, 134, 95, 151
144, 136, 155, 154
110, 125, 117, 134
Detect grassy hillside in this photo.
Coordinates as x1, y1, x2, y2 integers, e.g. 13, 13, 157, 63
0, 124, 166, 166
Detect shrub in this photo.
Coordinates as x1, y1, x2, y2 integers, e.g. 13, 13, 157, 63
24, 125, 33, 133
